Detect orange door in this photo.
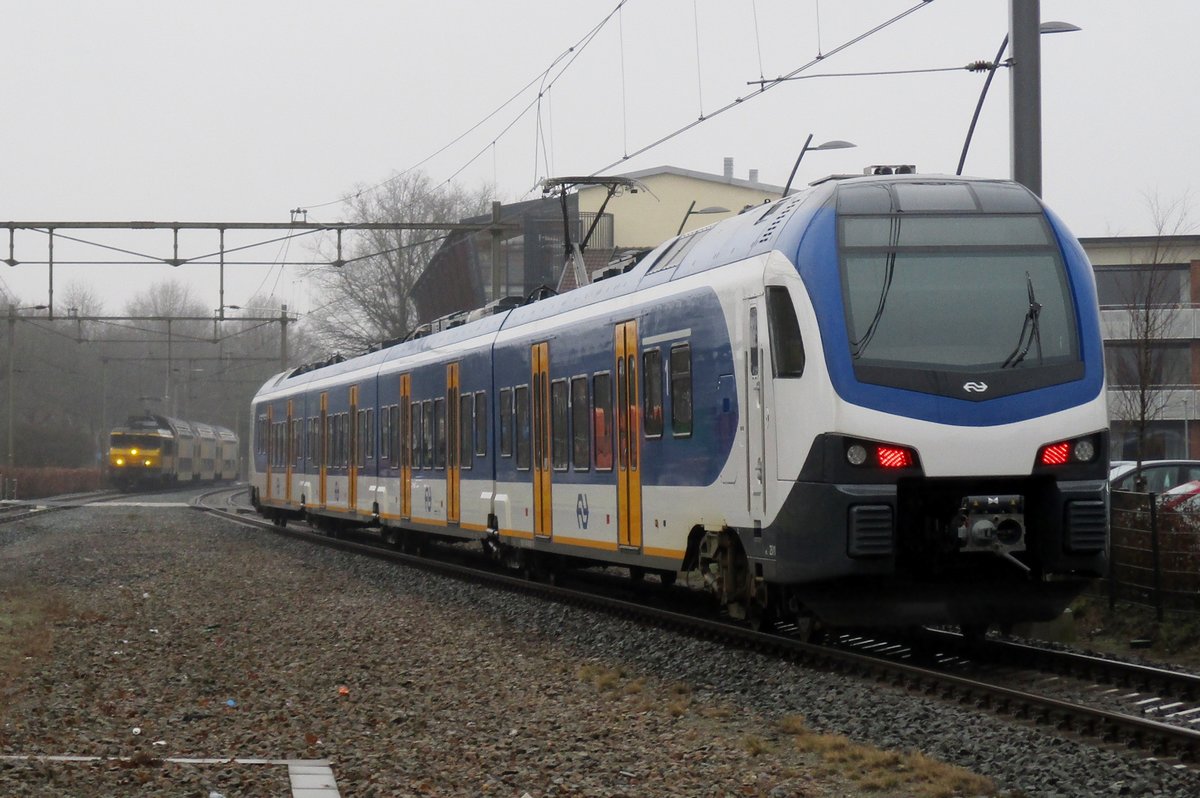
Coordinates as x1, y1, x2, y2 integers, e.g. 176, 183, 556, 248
532, 342, 552, 538
447, 363, 461, 525
615, 321, 642, 549
400, 373, 412, 519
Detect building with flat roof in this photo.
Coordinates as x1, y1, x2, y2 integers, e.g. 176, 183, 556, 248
1085, 234, 1200, 459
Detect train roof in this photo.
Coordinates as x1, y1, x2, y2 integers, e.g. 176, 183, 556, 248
110, 413, 235, 440
256, 174, 1043, 401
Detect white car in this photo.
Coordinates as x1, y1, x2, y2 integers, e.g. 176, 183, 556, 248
1109, 459, 1200, 493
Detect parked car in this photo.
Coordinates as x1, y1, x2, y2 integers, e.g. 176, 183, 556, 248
1109, 460, 1200, 493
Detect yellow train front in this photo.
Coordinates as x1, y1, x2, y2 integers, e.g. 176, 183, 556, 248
107, 416, 178, 489
109, 414, 240, 490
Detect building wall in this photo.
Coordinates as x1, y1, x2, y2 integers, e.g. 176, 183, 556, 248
576, 170, 782, 249
1085, 235, 1200, 459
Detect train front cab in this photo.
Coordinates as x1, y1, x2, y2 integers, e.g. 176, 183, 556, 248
736, 177, 1110, 630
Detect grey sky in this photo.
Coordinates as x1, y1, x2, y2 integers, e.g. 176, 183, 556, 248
1, 0, 1196, 316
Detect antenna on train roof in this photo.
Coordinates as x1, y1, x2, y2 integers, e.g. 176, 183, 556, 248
539, 176, 650, 293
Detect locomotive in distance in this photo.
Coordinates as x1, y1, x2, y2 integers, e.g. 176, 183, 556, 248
107, 414, 238, 490
249, 172, 1109, 633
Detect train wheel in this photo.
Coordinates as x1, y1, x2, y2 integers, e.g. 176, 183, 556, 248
382, 528, 400, 549
657, 570, 678, 587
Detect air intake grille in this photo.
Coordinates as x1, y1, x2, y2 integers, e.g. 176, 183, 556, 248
847, 505, 894, 557
1065, 500, 1107, 553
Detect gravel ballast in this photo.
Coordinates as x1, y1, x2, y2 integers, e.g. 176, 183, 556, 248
1, 501, 1198, 797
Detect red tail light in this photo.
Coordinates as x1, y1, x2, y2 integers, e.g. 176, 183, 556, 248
1039, 441, 1071, 466
876, 446, 914, 468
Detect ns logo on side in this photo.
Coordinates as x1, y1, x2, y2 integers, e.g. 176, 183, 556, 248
962, 381, 989, 393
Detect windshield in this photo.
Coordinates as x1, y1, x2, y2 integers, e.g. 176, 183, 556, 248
110, 434, 164, 450
840, 214, 1077, 372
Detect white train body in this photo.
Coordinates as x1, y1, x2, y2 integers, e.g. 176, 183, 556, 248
251, 175, 1108, 628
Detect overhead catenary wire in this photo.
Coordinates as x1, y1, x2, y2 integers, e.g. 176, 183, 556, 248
589, 0, 934, 176
297, 0, 633, 214
748, 63, 991, 86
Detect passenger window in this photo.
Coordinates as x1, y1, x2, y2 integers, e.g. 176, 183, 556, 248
551, 379, 569, 470
670, 344, 693, 437
391, 405, 400, 460
766, 286, 805, 377
515, 385, 531, 470
380, 407, 391, 461
412, 398, 422, 468
643, 349, 663, 437
571, 376, 590, 470
593, 372, 613, 471
460, 394, 474, 469
499, 387, 513, 458
474, 392, 487, 457
434, 398, 446, 470
422, 400, 435, 469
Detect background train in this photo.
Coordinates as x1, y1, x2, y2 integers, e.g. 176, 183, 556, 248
249, 172, 1109, 632
108, 414, 239, 489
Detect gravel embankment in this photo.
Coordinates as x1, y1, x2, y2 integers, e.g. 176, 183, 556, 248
1, 502, 1198, 797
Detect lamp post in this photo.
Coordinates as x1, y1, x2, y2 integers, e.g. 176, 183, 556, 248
676, 202, 731, 236
781, 135, 857, 196
956, 15, 1081, 187
7, 304, 48, 467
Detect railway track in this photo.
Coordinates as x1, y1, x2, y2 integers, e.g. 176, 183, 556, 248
196, 486, 1200, 767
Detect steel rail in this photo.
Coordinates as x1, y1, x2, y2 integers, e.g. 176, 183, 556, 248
196, 490, 1200, 764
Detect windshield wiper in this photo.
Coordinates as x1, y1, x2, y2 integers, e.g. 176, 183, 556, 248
850, 217, 901, 359
1001, 271, 1042, 368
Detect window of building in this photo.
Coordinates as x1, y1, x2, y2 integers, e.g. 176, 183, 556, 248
1094, 265, 1188, 309
1104, 342, 1190, 387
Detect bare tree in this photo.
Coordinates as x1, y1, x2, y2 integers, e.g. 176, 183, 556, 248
307, 171, 492, 354
1108, 191, 1196, 473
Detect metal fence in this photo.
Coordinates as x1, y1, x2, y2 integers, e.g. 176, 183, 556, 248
1108, 489, 1200, 619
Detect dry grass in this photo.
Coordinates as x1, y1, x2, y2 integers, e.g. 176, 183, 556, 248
0, 581, 70, 689
1, 467, 103, 499
779, 715, 996, 797
573, 666, 996, 795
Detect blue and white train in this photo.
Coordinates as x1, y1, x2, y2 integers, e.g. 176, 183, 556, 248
249, 173, 1109, 631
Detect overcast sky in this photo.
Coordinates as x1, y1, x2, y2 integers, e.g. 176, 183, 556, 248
1, 0, 1197, 317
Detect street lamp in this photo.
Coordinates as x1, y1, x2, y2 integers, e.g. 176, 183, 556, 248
781, 135, 857, 196
956, 19, 1081, 179
7, 304, 48, 467
676, 202, 731, 236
